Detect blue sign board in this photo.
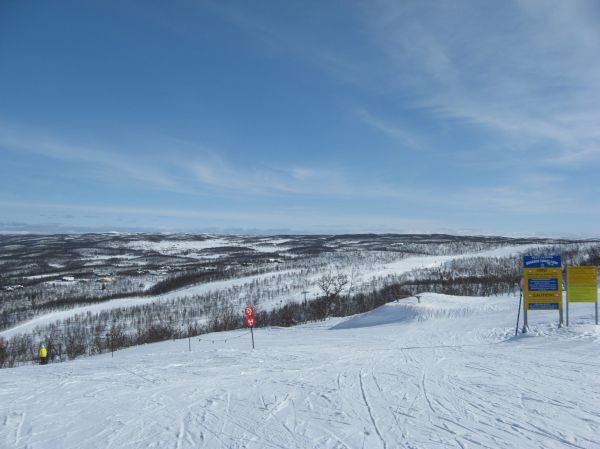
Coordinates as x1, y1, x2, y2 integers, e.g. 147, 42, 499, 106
523, 255, 562, 268
528, 278, 559, 291
528, 303, 559, 310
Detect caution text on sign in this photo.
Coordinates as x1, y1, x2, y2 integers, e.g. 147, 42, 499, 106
524, 267, 563, 309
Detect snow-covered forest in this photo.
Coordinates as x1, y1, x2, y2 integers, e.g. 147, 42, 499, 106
2, 233, 598, 368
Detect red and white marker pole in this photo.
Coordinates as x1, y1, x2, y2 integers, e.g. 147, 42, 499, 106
244, 306, 256, 349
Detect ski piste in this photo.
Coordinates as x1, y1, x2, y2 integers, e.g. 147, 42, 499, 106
2, 292, 599, 449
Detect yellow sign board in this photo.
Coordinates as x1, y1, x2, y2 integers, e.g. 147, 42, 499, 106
524, 267, 562, 309
567, 266, 598, 303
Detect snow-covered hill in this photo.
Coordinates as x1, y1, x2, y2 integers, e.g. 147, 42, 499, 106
0, 244, 541, 339
2, 293, 599, 449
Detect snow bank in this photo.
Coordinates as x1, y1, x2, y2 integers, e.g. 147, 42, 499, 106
332, 293, 510, 329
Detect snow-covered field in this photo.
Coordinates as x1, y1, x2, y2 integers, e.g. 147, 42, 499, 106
124, 236, 294, 259
2, 292, 599, 449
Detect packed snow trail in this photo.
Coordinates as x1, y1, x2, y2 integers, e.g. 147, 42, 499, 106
2, 293, 600, 448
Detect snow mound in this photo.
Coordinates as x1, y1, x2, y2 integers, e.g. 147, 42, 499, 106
331, 293, 509, 330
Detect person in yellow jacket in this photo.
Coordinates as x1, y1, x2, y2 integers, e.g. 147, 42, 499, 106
39, 344, 48, 365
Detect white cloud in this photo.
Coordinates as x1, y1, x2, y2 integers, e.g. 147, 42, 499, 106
209, 1, 600, 168
291, 168, 314, 180
355, 108, 419, 148
189, 156, 312, 194
196, 155, 467, 204
359, 0, 600, 166
0, 124, 181, 191
188, 153, 393, 198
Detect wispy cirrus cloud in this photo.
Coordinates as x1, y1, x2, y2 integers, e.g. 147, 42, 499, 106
354, 108, 420, 149
189, 154, 381, 197
207, 0, 600, 168
0, 123, 181, 191
188, 151, 329, 195
185, 148, 472, 202
360, 0, 600, 165
0, 122, 423, 202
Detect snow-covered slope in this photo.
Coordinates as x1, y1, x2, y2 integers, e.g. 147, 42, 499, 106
2, 293, 599, 449
0, 244, 540, 339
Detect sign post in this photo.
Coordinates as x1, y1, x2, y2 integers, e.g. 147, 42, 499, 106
515, 284, 523, 336
244, 306, 256, 349
567, 266, 598, 325
523, 256, 563, 332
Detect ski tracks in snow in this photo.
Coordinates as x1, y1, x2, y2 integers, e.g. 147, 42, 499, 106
2, 411, 26, 448
4, 293, 600, 449
358, 370, 391, 449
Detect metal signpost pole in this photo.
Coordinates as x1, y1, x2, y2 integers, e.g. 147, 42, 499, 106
559, 308, 563, 328
559, 263, 564, 328
522, 260, 528, 334
515, 288, 522, 336
565, 273, 569, 327
523, 295, 528, 333
244, 306, 256, 349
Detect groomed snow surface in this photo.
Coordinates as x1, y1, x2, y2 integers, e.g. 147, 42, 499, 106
3, 293, 600, 449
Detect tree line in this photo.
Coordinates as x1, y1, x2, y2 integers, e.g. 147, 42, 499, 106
2, 242, 599, 368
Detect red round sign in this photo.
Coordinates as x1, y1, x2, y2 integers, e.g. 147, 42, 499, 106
245, 316, 256, 328
244, 306, 255, 317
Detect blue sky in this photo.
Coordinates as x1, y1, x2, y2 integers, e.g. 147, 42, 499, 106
1, 0, 599, 236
